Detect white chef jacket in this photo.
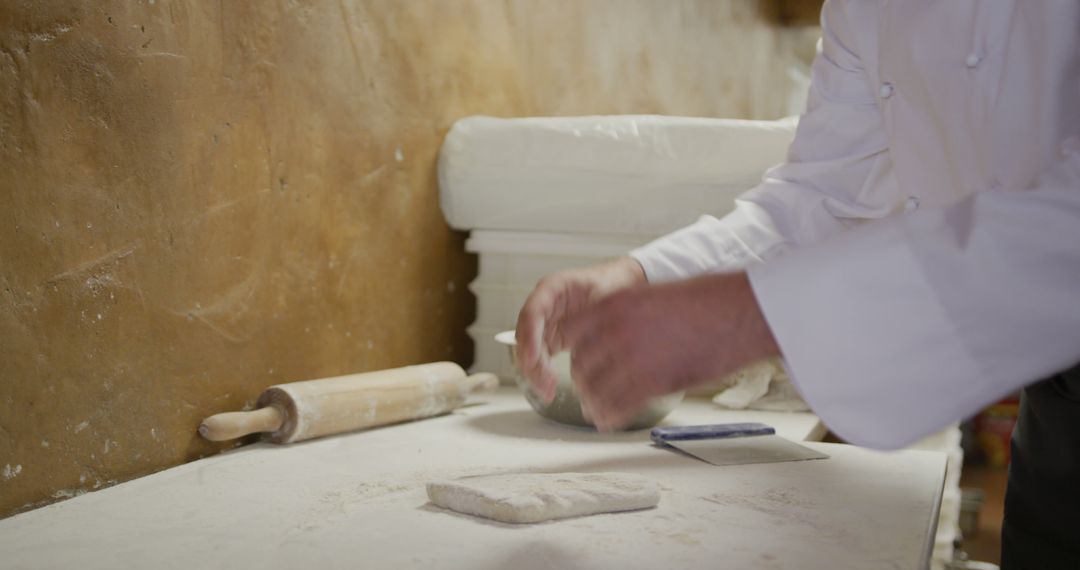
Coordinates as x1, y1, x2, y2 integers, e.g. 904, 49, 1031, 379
630, 0, 1080, 449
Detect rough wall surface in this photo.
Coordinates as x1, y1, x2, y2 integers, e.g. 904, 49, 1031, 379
0, 0, 805, 518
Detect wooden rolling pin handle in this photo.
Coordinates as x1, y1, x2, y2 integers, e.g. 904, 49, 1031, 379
465, 372, 499, 393
199, 405, 285, 442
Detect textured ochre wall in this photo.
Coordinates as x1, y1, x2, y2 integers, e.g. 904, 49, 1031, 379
0, 0, 806, 517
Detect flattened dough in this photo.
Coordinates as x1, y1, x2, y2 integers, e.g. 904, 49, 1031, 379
426, 472, 660, 524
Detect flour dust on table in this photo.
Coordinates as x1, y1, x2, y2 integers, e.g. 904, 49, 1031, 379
426, 472, 661, 524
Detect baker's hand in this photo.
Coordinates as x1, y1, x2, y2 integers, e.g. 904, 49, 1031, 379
515, 257, 647, 403
561, 272, 781, 431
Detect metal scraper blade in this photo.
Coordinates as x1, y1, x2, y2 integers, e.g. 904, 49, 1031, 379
652, 423, 829, 467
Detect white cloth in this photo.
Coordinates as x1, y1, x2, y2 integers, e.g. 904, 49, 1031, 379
630, 0, 1080, 449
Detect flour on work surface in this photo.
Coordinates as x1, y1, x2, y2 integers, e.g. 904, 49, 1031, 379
426, 472, 660, 524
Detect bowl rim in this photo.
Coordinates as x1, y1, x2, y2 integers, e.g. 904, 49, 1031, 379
494, 330, 517, 346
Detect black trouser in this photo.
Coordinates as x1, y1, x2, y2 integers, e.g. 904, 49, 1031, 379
1001, 363, 1080, 569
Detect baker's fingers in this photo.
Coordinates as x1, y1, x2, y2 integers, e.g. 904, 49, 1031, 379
542, 291, 568, 354
559, 298, 605, 352
571, 341, 633, 432
518, 343, 557, 404
569, 330, 608, 386
577, 359, 626, 432
532, 352, 560, 404
516, 287, 560, 403
582, 387, 639, 433
574, 336, 653, 432
590, 372, 650, 432
515, 328, 555, 402
545, 284, 594, 355
569, 333, 604, 427
579, 394, 594, 424
594, 407, 640, 432
564, 300, 637, 430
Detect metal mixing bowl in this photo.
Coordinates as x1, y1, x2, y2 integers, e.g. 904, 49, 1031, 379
494, 331, 684, 430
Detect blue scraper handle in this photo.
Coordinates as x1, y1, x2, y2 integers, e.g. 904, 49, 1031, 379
650, 423, 775, 445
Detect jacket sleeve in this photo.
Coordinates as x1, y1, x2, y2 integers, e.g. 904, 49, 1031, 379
631, 0, 900, 282
750, 148, 1080, 449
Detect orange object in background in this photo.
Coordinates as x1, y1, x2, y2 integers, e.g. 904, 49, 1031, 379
974, 397, 1021, 467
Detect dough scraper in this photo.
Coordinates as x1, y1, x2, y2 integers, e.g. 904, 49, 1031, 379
651, 423, 828, 467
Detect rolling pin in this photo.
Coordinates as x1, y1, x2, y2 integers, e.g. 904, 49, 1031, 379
199, 362, 498, 443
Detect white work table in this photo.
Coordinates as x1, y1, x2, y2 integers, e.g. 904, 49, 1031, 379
0, 388, 945, 570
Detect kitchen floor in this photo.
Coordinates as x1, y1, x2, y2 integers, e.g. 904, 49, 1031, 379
959, 463, 1008, 565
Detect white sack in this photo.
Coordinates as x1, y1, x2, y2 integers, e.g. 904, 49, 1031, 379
439, 115, 797, 236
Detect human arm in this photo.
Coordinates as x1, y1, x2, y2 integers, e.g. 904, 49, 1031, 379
559, 153, 1080, 436
516, 1, 896, 408
631, 0, 899, 282
750, 148, 1080, 449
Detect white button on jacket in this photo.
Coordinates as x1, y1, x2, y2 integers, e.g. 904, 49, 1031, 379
631, 0, 1080, 449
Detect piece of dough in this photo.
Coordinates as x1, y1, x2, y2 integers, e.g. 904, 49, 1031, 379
427, 472, 660, 524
